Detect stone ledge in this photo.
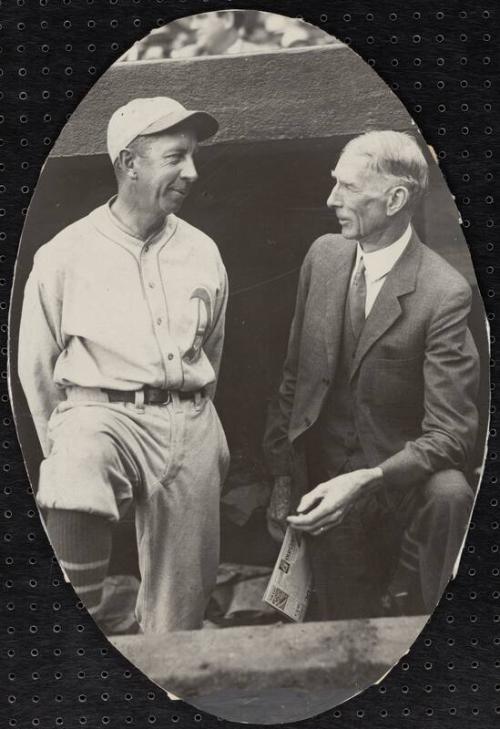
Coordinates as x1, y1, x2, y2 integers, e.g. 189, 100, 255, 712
112, 616, 428, 723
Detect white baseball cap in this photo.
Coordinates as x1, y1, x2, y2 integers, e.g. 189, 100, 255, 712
106, 96, 219, 163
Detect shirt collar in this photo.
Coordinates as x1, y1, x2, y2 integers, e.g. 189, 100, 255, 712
104, 196, 176, 247
355, 224, 412, 283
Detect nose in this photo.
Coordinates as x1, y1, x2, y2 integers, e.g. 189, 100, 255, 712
181, 155, 198, 183
327, 182, 341, 208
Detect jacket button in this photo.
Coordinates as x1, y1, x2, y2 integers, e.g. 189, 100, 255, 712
322, 378, 330, 386
304, 417, 311, 427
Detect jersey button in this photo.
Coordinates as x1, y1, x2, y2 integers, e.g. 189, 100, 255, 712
168, 353, 174, 361
144, 245, 149, 253
148, 281, 155, 289
156, 317, 162, 325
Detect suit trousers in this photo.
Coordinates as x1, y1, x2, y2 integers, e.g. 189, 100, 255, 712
37, 389, 230, 633
306, 469, 474, 620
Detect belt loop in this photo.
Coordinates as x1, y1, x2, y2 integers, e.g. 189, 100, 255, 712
170, 391, 182, 413
134, 389, 145, 414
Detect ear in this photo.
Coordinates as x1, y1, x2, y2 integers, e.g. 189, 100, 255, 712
386, 185, 410, 217
117, 148, 138, 180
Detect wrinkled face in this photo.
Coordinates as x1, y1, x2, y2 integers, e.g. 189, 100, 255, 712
132, 128, 198, 217
191, 12, 232, 51
327, 152, 392, 241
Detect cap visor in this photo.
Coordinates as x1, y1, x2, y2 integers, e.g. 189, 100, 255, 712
142, 109, 219, 142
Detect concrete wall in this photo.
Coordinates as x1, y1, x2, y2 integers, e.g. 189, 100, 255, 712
51, 45, 412, 156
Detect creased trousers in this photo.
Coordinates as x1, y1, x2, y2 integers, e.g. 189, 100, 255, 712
37, 389, 230, 633
307, 469, 474, 620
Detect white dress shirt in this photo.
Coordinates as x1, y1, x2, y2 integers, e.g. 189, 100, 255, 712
352, 225, 412, 316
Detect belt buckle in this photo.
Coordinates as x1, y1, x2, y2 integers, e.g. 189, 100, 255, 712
144, 388, 172, 407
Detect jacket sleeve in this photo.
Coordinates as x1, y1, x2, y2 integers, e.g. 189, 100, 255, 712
18, 253, 66, 457
379, 282, 480, 487
203, 258, 228, 401
262, 252, 313, 476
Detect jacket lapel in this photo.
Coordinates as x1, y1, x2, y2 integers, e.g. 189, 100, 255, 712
324, 243, 356, 370
350, 232, 423, 380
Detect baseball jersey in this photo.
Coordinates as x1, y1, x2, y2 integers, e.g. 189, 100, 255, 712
18, 200, 228, 456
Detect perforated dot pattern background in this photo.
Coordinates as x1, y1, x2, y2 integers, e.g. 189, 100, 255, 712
1, 1, 499, 727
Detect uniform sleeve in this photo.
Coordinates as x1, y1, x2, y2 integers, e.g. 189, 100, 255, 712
203, 258, 228, 400
18, 254, 66, 457
262, 251, 313, 477
379, 282, 480, 487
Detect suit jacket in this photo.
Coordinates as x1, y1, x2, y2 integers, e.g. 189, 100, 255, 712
263, 229, 480, 497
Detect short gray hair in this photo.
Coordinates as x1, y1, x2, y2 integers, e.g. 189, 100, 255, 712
341, 130, 429, 207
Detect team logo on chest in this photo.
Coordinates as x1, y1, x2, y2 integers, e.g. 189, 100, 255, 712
184, 287, 213, 364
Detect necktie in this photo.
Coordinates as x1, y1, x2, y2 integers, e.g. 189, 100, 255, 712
348, 257, 367, 342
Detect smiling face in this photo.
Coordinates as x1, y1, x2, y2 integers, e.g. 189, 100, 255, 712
327, 152, 394, 243
130, 127, 199, 218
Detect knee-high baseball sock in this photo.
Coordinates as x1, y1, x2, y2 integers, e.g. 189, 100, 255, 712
45, 509, 112, 616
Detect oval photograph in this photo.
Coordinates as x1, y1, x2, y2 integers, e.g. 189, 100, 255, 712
9, 9, 489, 725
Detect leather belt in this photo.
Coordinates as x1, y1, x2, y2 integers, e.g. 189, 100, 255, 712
102, 387, 204, 405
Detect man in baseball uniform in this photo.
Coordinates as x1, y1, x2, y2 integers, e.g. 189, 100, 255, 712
18, 97, 229, 634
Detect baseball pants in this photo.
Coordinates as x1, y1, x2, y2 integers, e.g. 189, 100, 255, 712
37, 387, 230, 633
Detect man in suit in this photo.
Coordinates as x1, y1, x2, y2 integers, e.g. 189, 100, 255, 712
263, 130, 480, 619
